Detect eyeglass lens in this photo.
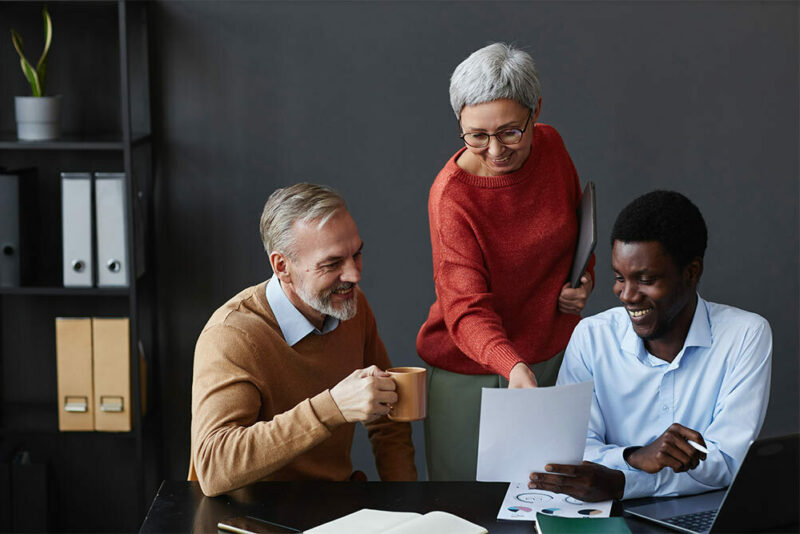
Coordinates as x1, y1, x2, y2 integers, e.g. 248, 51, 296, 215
463, 129, 523, 147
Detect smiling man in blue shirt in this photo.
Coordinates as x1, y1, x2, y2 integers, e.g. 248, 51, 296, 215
528, 190, 772, 501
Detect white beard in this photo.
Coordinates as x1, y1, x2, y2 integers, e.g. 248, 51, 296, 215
295, 280, 358, 322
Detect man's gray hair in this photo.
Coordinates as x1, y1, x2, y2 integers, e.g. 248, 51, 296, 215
449, 42, 542, 118
260, 183, 347, 259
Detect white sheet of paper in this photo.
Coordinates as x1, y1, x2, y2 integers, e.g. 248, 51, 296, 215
476, 381, 593, 482
497, 482, 612, 520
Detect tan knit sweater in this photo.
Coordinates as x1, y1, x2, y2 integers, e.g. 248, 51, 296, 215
190, 282, 417, 496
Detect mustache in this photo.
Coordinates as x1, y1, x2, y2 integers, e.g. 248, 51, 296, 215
324, 282, 355, 296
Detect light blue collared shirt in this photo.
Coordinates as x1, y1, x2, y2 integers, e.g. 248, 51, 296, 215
558, 295, 772, 499
265, 275, 339, 346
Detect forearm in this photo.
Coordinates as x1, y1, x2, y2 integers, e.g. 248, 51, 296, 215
192, 390, 346, 496
586, 440, 732, 500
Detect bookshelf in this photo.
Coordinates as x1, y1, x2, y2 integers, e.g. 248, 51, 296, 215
0, 2, 159, 531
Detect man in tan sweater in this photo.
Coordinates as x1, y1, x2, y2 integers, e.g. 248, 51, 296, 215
190, 183, 417, 496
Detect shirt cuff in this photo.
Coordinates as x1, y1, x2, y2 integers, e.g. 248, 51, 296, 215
622, 469, 658, 500
309, 389, 348, 430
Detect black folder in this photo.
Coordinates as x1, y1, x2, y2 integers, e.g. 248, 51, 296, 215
568, 181, 596, 288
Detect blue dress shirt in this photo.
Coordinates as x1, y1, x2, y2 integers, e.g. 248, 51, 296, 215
557, 295, 772, 499
265, 275, 339, 346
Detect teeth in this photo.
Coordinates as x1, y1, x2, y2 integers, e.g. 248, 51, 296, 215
628, 308, 652, 318
333, 285, 353, 294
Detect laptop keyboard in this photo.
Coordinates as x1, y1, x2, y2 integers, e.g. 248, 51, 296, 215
665, 509, 717, 533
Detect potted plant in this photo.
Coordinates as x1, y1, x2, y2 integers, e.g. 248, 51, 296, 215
11, 6, 60, 141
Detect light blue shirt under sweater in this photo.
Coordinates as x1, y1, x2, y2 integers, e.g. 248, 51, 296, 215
558, 295, 772, 499
265, 275, 339, 346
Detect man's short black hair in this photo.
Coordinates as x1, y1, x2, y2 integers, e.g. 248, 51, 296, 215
611, 190, 707, 269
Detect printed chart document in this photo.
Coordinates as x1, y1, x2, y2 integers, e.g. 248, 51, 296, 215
304, 508, 487, 534
498, 482, 612, 521
477, 381, 594, 482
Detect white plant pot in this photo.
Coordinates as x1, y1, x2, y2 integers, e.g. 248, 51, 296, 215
15, 95, 62, 141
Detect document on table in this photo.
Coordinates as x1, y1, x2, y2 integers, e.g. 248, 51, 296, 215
476, 381, 593, 482
497, 482, 612, 521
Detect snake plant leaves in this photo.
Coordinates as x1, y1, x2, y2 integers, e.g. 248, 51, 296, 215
10, 6, 52, 97
37, 6, 52, 95
11, 30, 42, 96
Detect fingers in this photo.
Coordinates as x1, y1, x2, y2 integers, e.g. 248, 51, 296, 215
372, 376, 396, 391
528, 472, 587, 500
374, 390, 398, 406
659, 426, 705, 471
558, 282, 589, 315
544, 464, 578, 476
360, 365, 390, 378
331, 370, 398, 422
655, 445, 693, 472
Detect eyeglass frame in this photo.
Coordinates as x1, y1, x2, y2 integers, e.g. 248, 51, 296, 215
458, 108, 533, 148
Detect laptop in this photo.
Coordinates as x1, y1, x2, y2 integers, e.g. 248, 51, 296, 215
624, 434, 799, 533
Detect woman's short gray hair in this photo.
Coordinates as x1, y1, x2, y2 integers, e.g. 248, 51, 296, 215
260, 183, 346, 259
449, 42, 542, 118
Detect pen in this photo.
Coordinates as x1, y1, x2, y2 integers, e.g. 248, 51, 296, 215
687, 440, 709, 455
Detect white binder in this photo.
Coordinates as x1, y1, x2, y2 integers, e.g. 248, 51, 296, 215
61, 173, 93, 287
94, 173, 129, 287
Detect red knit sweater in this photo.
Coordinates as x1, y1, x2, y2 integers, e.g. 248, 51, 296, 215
416, 124, 594, 378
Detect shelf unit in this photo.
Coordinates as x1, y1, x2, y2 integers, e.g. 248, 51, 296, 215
0, 2, 160, 532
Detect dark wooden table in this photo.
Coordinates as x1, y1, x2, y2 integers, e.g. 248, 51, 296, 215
140, 480, 671, 533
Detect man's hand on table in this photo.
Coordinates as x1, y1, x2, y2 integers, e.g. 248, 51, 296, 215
528, 461, 625, 502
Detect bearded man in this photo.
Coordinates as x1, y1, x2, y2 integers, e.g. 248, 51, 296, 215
189, 183, 417, 496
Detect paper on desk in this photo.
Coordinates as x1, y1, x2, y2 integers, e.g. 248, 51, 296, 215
476, 381, 593, 482
497, 482, 612, 521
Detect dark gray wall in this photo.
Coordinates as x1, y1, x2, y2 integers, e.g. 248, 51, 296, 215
151, 1, 799, 482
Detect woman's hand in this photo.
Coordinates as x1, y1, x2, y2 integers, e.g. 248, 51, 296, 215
558, 274, 594, 315
508, 362, 538, 388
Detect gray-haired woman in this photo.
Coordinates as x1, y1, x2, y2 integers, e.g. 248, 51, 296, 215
416, 43, 595, 480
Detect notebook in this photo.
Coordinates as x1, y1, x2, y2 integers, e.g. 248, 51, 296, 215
303, 508, 487, 534
624, 434, 799, 534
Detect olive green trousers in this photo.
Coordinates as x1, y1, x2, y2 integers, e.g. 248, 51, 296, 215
424, 351, 564, 481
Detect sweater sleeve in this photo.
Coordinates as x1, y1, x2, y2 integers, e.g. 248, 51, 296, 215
430, 192, 526, 378
360, 296, 418, 481
190, 324, 348, 496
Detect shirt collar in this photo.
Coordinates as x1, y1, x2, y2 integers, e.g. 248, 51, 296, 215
266, 275, 339, 346
621, 293, 712, 362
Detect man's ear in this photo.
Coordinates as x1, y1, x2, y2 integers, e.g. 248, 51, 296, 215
270, 251, 292, 285
684, 257, 703, 287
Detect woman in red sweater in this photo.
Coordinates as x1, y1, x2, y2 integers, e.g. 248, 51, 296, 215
417, 42, 595, 480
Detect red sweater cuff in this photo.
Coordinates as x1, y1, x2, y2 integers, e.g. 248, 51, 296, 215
488, 343, 525, 379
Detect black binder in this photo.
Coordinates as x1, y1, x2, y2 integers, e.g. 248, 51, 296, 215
568, 181, 597, 288
0, 168, 37, 287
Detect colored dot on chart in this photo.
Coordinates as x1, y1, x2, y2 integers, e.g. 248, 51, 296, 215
507, 506, 532, 513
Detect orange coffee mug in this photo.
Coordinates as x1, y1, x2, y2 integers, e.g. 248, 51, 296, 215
386, 367, 427, 422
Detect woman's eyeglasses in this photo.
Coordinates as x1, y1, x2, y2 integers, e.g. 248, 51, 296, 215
458, 109, 533, 148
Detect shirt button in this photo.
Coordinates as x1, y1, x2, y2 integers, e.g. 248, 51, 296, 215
661, 405, 669, 412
